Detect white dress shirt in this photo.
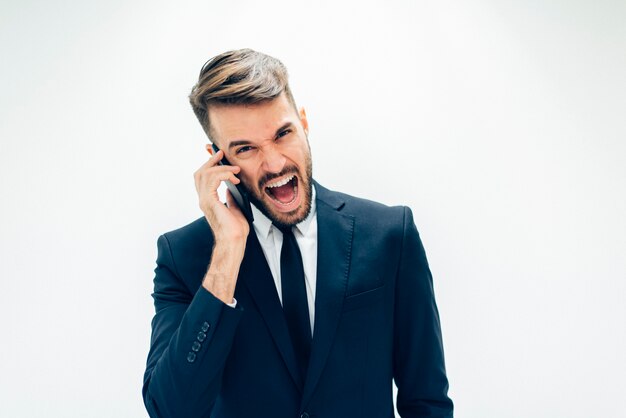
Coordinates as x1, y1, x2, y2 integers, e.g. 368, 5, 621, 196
250, 186, 318, 334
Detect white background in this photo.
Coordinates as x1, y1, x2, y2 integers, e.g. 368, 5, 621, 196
1, 0, 625, 417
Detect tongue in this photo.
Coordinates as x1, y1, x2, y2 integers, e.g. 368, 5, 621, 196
271, 181, 295, 203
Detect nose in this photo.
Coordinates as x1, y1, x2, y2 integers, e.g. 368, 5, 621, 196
261, 146, 286, 174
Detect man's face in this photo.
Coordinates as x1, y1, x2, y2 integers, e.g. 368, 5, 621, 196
209, 93, 313, 227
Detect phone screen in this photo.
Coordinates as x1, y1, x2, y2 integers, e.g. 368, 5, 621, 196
211, 144, 254, 223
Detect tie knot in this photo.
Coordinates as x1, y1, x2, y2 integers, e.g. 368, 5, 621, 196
273, 223, 294, 235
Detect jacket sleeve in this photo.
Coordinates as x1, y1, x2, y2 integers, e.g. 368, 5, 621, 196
393, 207, 454, 418
142, 234, 243, 418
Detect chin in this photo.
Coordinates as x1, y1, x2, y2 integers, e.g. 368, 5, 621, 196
243, 156, 314, 227
257, 189, 312, 228
267, 205, 311, 228
249, 175, 313, 228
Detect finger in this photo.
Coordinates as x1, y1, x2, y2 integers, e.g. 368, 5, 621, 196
195, 169, 242, 196
195, 164, 240, 177
196, 163, 241, 181
199, 169, 240, 187
200, 149, 228, 170
207, 149, 224, 166
194, 164, 240, 185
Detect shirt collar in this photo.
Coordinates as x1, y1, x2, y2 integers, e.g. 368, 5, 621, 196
251, 184, 317, 239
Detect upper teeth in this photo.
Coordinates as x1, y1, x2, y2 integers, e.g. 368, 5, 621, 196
266, 175, 294, 188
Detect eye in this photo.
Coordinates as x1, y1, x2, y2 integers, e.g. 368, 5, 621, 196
236, 146, 254, 154
276, 129, 291, 140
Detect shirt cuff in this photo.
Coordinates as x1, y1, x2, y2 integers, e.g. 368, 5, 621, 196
226, 298, 237, 308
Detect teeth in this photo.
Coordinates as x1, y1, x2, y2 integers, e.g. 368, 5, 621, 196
266, 175, 294, 188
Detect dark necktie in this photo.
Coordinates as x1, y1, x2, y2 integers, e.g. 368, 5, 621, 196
275, 224, 312, 376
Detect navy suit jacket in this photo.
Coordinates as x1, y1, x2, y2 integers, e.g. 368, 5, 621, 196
143, 182, 453, 418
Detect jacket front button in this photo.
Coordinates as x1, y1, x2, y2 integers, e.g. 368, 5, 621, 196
186, 352, 196, 363
300, 413, 309, 418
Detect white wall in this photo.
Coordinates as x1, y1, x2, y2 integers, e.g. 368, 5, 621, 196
1, 1, 625, 417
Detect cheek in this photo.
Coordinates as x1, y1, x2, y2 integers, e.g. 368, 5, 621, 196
237, 165, 261, 190
287, 143, 310, 165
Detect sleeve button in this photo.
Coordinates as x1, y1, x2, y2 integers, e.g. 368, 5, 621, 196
197, 331, 207, 342
201, 322, 210, 332
186, 352, 196, 363
192, 341, 201, 352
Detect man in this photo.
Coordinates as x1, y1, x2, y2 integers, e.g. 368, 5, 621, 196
143, 48, 453, 418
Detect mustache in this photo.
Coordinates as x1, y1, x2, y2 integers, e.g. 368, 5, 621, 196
258, 165, 300, 189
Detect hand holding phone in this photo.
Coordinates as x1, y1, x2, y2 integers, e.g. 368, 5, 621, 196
211, 144, 254, 223
193, 147, 250, 306
193, 147, 251, 243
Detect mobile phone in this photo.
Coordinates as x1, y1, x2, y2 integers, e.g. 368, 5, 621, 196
211, 144, 254, 223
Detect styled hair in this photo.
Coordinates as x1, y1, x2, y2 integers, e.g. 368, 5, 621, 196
189, 48, 297, 141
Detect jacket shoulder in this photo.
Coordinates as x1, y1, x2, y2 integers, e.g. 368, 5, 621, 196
317, 183, 409, 225
160, 217, 214, 261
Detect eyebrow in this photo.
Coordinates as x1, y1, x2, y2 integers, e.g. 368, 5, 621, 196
227, 122, 295, 151
228, 140, 252, 151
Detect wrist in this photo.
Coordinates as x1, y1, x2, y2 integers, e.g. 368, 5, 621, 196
212, 239, 246, 265
202, 240, 246, 304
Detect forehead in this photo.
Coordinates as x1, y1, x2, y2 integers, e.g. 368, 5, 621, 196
210, 94, 299, 147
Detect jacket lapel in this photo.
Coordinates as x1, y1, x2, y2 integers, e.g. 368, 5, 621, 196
239, 182, 355, 402
301, 183, 354, 408
239, 231, 305, 391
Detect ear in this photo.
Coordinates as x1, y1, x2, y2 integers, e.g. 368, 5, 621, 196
299, 107, 309, 135
206, 144, 214, 155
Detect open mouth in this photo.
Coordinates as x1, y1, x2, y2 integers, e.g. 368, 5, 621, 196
264, 175, 299, 205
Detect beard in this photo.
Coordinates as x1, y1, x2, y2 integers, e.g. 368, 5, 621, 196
241, 153, 313, 229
